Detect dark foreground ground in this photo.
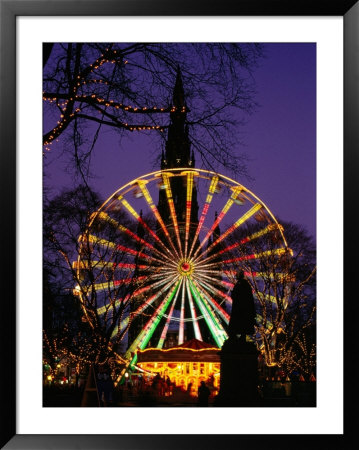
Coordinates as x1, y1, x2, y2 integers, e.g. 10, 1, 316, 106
43, 381, 316, 408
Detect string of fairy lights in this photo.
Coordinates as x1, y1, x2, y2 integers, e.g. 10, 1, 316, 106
43, 325, 129, 383
276, 332, 316, 377
43, 46, 188, 151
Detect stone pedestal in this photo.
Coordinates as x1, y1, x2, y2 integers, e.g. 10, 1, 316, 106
215, 337, 260, 406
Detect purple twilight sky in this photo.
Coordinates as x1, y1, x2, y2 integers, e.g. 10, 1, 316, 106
44, 43, 316, 239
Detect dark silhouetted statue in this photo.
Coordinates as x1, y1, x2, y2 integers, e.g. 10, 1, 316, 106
216, 270, 259, 406
228, 270, 256, 341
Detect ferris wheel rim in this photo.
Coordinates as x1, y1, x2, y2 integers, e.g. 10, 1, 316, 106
75, 167, 292, 361
85, 167, 288, 249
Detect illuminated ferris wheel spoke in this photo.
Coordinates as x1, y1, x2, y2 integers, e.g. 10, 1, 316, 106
178, 279, 186, 345
111, 281, 178, 339
221, 247, 291, 264
188, 175, 219, 259
123, 230, 174, 265
194, 267, 227, 278
193, 259, 227, 271
126, 280, 180, 359
97, 298, 123, 316
89, 275, 149, 294
194, 267, 233, 282
136, 179, 180, 259
190, 277, 230, 324
193, 271, 234, 292
148, 268, 176, 280
161, 172, 183, 256
206, 203, 262, 253
161, 266, 184, 277
182, 171, 195, 258
142, 252, 178, 268
74, 260, 151, 272
157, 278, 183, 348
192, 203, 263, 268
185, 277, 202, 341
114, 243, 173, 268
131, 275, 176, 298
257, 315, 274, 331
110, 276, 178, 339
156, 258, 182, 272
188, 278, 227, 347
194, 277, 232, 305
148, 272, 180, 289
117, 194, 174, 259
222, 270, 292, 283
194, 269, 236, 291
85, 234, 116, 250
82, 276, 143, 297
192, 246, 227, 268
222, 269, 273, 282
99, 275, 174, 316
239, 223, 281, 246
195, 278, 232, 306
113, 276, 148, 286
256, 291, 281, 305
93, 212, 153, 250
97, 285, 141, 316
85, 234, 155, 262
192, 185, 243, 259
126, 278, 181, 363
238, 223, 280, 245
217, 223, 283, 256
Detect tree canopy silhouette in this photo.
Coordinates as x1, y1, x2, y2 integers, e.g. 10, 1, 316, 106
43, 43, 263, 181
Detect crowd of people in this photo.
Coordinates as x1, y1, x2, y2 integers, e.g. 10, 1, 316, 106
120, 372, 215, 406
94, 363, 316, 407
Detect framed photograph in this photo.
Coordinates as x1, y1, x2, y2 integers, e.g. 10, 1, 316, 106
1, 0, 356, 448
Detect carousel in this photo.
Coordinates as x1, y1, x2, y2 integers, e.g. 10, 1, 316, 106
135, 339, 220, 394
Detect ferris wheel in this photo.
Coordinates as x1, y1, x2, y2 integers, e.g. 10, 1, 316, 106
74, 168, 292, 367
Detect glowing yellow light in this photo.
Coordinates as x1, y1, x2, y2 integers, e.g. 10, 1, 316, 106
209, 203, 262, 250
193, 185, 243, 258
161, 172, 182, 254
73, 284, 81, 296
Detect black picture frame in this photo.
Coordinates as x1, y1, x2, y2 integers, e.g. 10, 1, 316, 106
1, 0, 356, 448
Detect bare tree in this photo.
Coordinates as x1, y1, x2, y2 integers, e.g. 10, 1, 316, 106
43, 185, 153, 368
224, 220, 316, 375
43, 43, 263, 181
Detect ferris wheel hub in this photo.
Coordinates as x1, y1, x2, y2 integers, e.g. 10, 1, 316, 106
178, 259, 194, 276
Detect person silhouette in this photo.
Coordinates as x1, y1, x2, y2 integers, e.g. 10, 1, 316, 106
96, 365, 113, 406
197, 381, 210, 406
228, 270, 256, 342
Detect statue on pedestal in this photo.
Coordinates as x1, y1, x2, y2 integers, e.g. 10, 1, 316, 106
228, 270, 256, 344
215, 270, 259, 406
